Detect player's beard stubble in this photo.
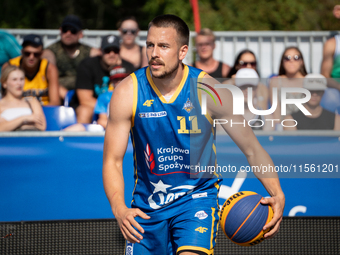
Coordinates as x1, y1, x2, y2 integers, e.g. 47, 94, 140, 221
149, 57, 181, 79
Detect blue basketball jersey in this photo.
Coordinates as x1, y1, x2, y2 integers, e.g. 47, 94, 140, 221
130, 64, 220, 221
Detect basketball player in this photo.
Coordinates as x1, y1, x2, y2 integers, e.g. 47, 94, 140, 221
103, 14, 285, 255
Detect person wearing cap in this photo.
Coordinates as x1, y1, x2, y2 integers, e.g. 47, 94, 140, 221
2, 34, 60, 105
118, 16, 148, 70
42, 15, 101, 100
74, 35, 134, 123
235, 68, 274, 131
192, 28, 230, 79
284, 74, 340, 130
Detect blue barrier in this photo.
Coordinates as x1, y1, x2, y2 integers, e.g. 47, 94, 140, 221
0, 133, 339, 221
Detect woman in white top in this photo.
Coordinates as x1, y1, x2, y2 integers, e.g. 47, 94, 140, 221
0, 65, 46, 131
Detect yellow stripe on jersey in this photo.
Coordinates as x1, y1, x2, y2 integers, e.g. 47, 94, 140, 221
210, 207, 216, 250
146, 64, 189, 104
197, 71, 214, 125
131, 73, 138, 128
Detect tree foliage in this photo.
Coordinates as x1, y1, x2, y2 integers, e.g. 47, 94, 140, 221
1, 0, 339, 31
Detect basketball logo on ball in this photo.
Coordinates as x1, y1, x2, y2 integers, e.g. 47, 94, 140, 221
219, 191, 273, 246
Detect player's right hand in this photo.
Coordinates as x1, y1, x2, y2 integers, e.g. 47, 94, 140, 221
115, 207, 150, 243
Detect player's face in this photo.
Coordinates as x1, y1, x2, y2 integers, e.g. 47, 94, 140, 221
22, 45, 43, 69
146, 26, 185, 79
282, 48, 303, 75
119, 20, 139, 46
195, 35, 214, 60
3, 70, 25, 98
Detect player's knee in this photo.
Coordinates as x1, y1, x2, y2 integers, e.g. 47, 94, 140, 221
76, 105, 94, 124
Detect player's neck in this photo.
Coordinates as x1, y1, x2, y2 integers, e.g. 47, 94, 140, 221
152, 64, 185, 96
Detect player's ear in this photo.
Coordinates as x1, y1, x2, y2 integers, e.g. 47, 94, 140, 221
178, 45, 188, 61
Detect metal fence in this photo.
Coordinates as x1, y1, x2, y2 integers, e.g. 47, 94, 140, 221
5, 29, 337, 78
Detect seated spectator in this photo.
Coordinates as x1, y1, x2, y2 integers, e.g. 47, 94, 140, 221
94, 66, 129, 129
118, 16, 148, 70
74, 35, 134, 123
2, 34, 60, 105
0, 65, 46, 131
193, 28, 230, 78
225, 49, 269, 110
0, 30, 21, 73
284, 74, 340, 130
42, 15, 101, 100
269, 46, 307, 122
235, 68, 274, 131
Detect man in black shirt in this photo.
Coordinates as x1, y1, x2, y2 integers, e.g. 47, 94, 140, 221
74, 35, 134, 123
284, 74, 340, 130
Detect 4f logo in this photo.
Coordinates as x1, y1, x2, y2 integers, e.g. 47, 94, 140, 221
143, 99, 154, 107
195, 227, 208, 233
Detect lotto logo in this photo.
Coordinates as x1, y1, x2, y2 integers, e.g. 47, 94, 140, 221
195, 227, 208, 233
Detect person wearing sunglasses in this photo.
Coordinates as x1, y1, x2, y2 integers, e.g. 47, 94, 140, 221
74, 35, 134, 123
269, 46, 308, 123
192, 28, 231, 79
42, 15, 101, 101
2, 34, 59, 105
224, 49, 269, 111
284, 74, 340, 131
118, 16, 148, 70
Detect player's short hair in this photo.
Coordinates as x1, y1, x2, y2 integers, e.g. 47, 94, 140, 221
197, 28, 215, 42
148, 14, 190, 47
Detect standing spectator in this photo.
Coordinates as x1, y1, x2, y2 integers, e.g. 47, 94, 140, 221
42, 15, 101, 100
284, 74, 340, 130
0, 30, 21, 73
2, 34, 60, 105
193, 28, 230, 78
225, 49, 269, 110
269, 46, 307, 122
118, 16, 148, 70
74, 35, 134, 123
0, 65, 46, 131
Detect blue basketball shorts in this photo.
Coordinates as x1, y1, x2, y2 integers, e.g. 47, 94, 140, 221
124, 197, 219, 255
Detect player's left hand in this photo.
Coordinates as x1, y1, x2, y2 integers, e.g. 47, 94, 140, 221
260, 193, 285, 239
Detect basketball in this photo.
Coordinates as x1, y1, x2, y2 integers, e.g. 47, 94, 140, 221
219, 191, 274, 246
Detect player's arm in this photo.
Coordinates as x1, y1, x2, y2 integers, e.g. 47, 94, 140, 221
321, 38, 340, 91
103, 76, 150, 243
46, 63, 60, 105
204, 74, 285, 239
42, 49, 56, 65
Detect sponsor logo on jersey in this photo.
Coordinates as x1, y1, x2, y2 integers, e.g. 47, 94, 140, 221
195, 227, 208, 233
126, 241, 134, 255
195, 210, 208, 220
182, 98, 194, 113
147, 178, 196, 209
143, 99, 154, 107
139, 111, 167, 118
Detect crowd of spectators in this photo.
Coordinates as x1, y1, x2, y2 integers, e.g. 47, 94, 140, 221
0, 13, 340, 132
